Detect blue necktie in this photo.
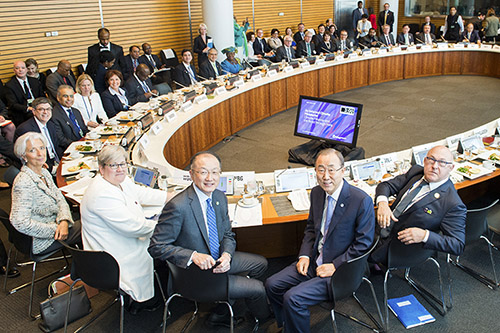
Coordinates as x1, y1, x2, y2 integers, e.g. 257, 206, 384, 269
67, 108, 82, 138
23, 81, 32, 99
316, 196, 335, 266
206, 198, 220, 260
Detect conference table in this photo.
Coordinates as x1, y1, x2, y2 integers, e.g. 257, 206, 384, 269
60, 45, 500, 258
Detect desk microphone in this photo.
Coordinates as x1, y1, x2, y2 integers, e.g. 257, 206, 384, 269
243, 59, 255, 69
173, 80, 187, 89
415, 36, 425, 44
439, 36, 447, 42
276, 166, 291, 178
321, 47, 333, 54
196, 74, 211, 82
358, 42, 369, 49
221, 68, 232, 75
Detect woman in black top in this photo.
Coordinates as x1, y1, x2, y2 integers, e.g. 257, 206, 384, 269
25, 58, 46, 94
193, 23, 215, 68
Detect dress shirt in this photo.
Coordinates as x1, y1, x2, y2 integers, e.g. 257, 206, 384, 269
99, 43, 110, 52
209, 61, 219, 76
146, 55, 157, 69
108, 87, 129, 108
404, 34, 410, 45
134, 74, 151, 93
286, 46, 293, 60
16, 77, 33, 98
384, 34, 392, 45
34, 117, 57, 160
425, 33, 432, 44
183, 63, 197, 85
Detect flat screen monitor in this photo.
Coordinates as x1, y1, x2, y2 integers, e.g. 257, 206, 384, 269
131, 165, 158, 188
294, 96, 362, 148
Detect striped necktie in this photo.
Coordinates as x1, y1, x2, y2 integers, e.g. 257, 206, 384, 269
316, 196, 335, 266
206, 198, 220, 259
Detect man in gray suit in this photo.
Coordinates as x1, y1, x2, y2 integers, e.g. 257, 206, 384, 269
46, 60, 76, 103
148, 152, 271, 328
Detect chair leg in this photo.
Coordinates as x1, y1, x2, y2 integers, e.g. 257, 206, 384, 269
28, 262, 38, 319
359, 277, 385, 332
64, 279, 81, 333
74, 295, 119, 333
162, 293, 180, 333
446, 254, 453, 308
181, 301, 198, 333
3, 244, 13, 292
120, 294, 124, 333
484, 236, 499, 288
222, 301, 234, 333
331, 309, 338, 333
383, 269, 392, 332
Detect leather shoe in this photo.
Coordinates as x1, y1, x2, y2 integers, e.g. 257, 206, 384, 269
0, 266, 20, 278
205, 312, 244, 328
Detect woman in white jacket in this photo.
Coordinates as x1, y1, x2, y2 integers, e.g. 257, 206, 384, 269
80, 145, 169, 313
73, 74, 108, 128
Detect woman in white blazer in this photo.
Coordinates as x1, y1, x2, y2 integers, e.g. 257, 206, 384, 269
73, 74, 108, 128
80, 145, 169, 312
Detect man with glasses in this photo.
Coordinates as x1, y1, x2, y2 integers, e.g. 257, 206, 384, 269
370, 145, 466, 266
266, 148, 375, 333
199, 48, 224, 80
149, 151, 271, 329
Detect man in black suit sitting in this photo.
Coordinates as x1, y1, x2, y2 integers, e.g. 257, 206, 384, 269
87, 28, 125, 78
140, 43, 172, 95
460, 23, 481, 44
51, 85, 88, 150
14, 97, 64, 173
359, 28, 381, 48
172, 49, 198, 89
253, 29, 274, 59
199, 48, 224, 80
293, 23, 306, 44
4, 61, 44, 126
334, 30, 354, 52
379, 24, 395, 46
296, 31, 317, 57
396, 24, 415, 45
275, 36, 297, 62
416, 24, 436, 45
122, 45, 144, 81
124, 64, 158, 105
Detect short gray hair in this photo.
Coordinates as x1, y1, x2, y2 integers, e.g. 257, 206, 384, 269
315, 148, 344, 167
14, 132, 48, 163
97, 145, 127, 168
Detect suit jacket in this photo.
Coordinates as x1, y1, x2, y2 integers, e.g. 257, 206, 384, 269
372, 165, 466, 264
140, 54, 162, 73
359, 35, 380, 48
317, 41, 336, 54
352, 7, 369, 30
172, 63, 198, 89
51, 104, 89, 149
415, 32, 436, 44
148, 184, 236, 268
14, 117, 64, 169
396, 32, 415, 45
334, 39, 353, 52
86, 42, 125, 77
193, 34, 214, 67
299, 181, 375, 269
275, 45, 297, 62
293, 31, 305, 44
122, 55, 145, 81
379, 33, 396, 46
5, 76, 44, 126
378, 10, 395, 32
45, 71, 76, 103
100, 88, 129, 118
198, 60, 223, 80
296, 40, 317, 57
312, 33, 325, 47
124, 75, 154, 105
421, 22, 436, 35
460, 30, 481, 43
253, 38, 272, 56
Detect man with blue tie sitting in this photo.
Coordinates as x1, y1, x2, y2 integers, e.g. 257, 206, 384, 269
124, 64, 158, 105
148, 151, 271, 329
265, 148, 375, 333
296, 31, 317, 57
172, 49, 198, 89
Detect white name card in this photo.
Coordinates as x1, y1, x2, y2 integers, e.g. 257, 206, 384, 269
299, 61, 311, 69
378, 48, 388, 54
234, 79, 245, 87
315, 58, 325, 65
454, 43, 465, 49
251, 74, 262, 82
151, 121, 164, 134
363, 51, 373, 57
481, 44, 493, 49
194, 94, 208, 104
266, 69, 278, 78
437, 43, 448, 49
214, 86, 227, 95
139, 134, 150, 149
335, 55, 344, 61
468, 43, 479, 49
493, 45, 500, 50
348, 53, 358, 59
165, 110, 177, 123
421, 45, 432, 50
283, 66, 294, 73
180, 100, 193, 112
407, 45, 417, 51
391, 46, 402, 53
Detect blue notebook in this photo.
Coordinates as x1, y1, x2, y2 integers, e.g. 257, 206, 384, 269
387, 294, 435, 329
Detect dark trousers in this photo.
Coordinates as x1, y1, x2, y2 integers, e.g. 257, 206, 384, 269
37, 220, 82, 255
227, 251, 270, 321
265, 261, 331, 333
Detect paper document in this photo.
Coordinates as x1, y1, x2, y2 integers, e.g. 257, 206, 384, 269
229, 203, 263, 228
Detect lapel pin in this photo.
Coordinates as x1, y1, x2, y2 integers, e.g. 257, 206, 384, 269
425, 208, 433, 214
434, 193, 440, 199
340, 203, 344, 208
216, 201, 219, 206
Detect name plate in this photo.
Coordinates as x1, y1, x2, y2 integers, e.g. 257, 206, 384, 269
151, 121, 164, 135
468, 43, 479, 49
493, 45, 500, 50
234, 79, 245, 87
378, 48, 388, 54
481, 44, 493, 49
251, 74, 262, 82
299, 61, 310, 69
315, 58, 325, 65
407, 45, 417, 51
180, 100, 193, 112
139, 134, 150, 149
266, 69, 278, 78
362, 50, 373, 56
165, 110, 177, 123
454, 43, 465, 49
335, 55, 344, 61
348, 52, 358, 59
194, 94, 208, 104
421, 44, 432, 50
437, 42, 448, 49
391, 46, 402, 53
214, 86, 227, 95
283, 66, 294, 73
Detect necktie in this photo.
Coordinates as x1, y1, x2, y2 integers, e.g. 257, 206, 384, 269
186, 65, 196, 84
42, 126, 59, 162
206, 198, 220, 260
468, 32, 471, 40
393, 179, 429, 218
405, 34, 409, 45
384, 11, 388, 25
306, 43, 311, 56
133, 59, 138, 70
148, 55, 156, 68
66, 108, 82, 138
286, 47, 291, 60
212, 62, 218, 76
140, 80, 150, 93
63, 77, 68, 85
23, 81, 32, 99
260, 39, 264, 51
386, 35, 391, 45
341, 41, 345, 51
316, 196, 335, 266
426, 34, 430, 44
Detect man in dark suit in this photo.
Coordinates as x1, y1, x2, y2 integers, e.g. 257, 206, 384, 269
140, 43, 164, 73
293, 23, 306, 44
359, 28, 381, 48
45, 60, 76, 103
51, 85, 88, 150
253, 29, 274, 58
380, 24, 395, 46
312, 24, 326, 46
378, 3, 395, 33
416, 24, 436, 44
149, 152, 271, 328
275, 36, 296, 62
370, 145, 466, 265
420, 16, 436, 35
122, 45, 144, 81
139, 43, 172, 95
352, 1, 369, 33
14, 97, 64, 173
86, 28, 125, 77
199, 48, 224, 80
296, 31, 317, 57
5, 61, 44, 126
266, 149, 375, 333
396, 24, 415, 45
124, 64, 158, 105
172, 49, 198, 89
334, 30, 354, 52
461, 23, 481, 44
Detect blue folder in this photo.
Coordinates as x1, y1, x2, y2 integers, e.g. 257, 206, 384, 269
387, 294, 435, 329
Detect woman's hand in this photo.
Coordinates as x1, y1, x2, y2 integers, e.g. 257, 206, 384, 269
54, 221, 69, 240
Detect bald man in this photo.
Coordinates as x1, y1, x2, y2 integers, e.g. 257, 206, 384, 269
124, 63, 158, 105
370, 145, 466, 265
46, 60, 76, 103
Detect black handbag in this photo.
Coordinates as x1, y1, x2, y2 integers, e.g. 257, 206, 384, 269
39, 279, 92, 332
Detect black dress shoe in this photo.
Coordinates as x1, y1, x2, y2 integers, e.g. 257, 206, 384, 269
205, 312, 244, 328
0, 266, 20, 278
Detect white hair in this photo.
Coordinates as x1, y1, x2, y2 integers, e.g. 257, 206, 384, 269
14, 132, 48, 163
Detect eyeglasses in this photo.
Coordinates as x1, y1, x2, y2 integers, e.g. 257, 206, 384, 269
105, 162, 128, 170
316, 166, 343, 175
192, 169, 221, 177
425, 156, 452, 167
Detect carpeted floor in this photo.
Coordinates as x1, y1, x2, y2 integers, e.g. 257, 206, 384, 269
1, 75, 500, 332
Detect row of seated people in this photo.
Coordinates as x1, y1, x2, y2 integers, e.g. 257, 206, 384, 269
7, 131, 466, 329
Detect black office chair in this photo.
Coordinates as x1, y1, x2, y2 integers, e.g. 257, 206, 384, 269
408, 23, 420, 36
77, 64, 87, 76
162, 261, 235, 333
61, 243, 124, 333
452, 198, 499, 290
0, 209, 69, 319
383, 240, 448, 331
160, 49, 179, 68
329, 237, 384, 333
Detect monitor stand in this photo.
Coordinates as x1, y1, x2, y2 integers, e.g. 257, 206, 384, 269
288, 139, 365, 166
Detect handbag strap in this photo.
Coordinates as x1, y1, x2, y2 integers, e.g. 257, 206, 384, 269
47, 277, 78, 298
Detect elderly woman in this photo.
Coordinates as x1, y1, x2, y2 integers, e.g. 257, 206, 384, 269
74, 74, 108, 128
10, 132, 81, 255
100, 69, 129, 118
81, 145, 168, 312
221, 47, 243, 74
193, 23, 215, 67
